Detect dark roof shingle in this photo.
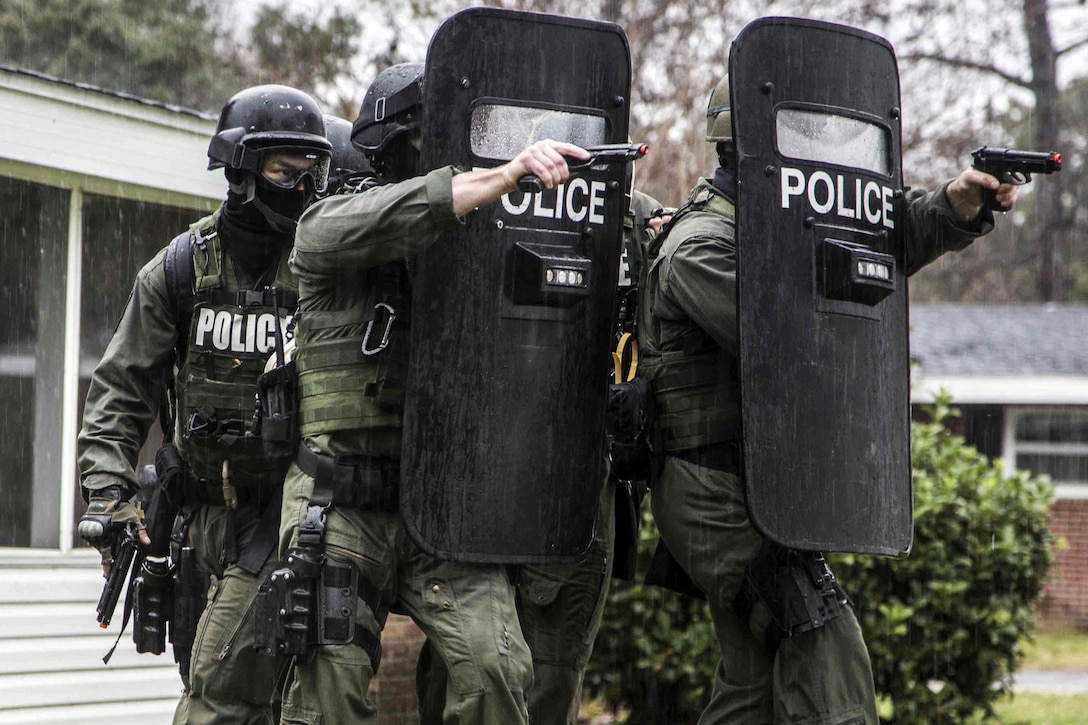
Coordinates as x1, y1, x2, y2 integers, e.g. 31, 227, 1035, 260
910, 304, 1088, 376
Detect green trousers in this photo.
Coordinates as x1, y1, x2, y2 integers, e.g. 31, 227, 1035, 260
650, 455, 879, 725
173, 504, 291, 725
417, 477, 616, 725
277, 460, 533, 724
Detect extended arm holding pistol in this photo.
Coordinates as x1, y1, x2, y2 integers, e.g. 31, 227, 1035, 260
518, 143, 649, 193
970, 146, 1062, 212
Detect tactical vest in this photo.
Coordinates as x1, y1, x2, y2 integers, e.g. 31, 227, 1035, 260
172, 215, 298, 483
292, 260, 412, 440
638, 181, 741, 452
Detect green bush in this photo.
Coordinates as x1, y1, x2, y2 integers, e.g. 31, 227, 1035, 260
584, 393, 1055, 724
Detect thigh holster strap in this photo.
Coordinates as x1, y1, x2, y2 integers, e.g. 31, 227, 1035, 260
319, 557, 389, 672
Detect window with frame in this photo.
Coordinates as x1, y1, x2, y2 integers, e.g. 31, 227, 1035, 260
1007, 407, 1088, 497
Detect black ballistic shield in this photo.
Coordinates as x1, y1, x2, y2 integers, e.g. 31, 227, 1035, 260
730, 17, 912, 555
402, 7, 632, 562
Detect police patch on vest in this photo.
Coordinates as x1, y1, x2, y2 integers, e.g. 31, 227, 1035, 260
192, 308, 293, 356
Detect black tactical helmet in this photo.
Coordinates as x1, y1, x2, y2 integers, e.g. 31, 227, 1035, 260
323, 115, 374, 195
351, 63, 424, 159
208, 84, 332, 193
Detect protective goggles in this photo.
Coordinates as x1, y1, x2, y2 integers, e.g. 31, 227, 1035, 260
258, 146, 332, 194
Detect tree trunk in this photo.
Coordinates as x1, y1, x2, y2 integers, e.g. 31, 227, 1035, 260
1022, 0, 1064, 301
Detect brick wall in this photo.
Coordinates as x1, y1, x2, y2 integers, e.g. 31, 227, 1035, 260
1039, 498, 1088, 629
370, 614, 426, 723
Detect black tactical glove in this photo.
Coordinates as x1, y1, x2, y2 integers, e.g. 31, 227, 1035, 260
78, 484, 144, 568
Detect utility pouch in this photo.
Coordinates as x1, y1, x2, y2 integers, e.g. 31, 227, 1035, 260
133, 555, 174, 655
254, 360, 300, 460
171, 545, 208, 675
606, 376, 658, 481
155, 443, 185, 491
254, 544, 323, 662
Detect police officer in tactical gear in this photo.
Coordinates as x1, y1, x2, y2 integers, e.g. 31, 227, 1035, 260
274, 62, 591, 723
77, 84, 331, 725
638, 71, 1019, 724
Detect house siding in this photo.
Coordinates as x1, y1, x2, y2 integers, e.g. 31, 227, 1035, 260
0, 550, 180, 723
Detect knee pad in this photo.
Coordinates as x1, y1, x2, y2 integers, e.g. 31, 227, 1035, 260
732, 541, 848, 651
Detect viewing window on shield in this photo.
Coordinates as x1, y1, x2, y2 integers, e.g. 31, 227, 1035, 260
776, 108, 891, 176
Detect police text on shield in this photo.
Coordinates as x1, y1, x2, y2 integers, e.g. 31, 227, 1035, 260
780, 167, 895, 229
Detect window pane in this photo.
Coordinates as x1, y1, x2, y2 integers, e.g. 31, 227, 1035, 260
1015, 410, 1088, 444
470, 104, 607, 161
1016, 453, 1088, 484
776, 109, 891, 176
0, 178, 50, 547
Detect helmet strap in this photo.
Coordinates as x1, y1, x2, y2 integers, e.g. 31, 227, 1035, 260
227, 173, 257, 203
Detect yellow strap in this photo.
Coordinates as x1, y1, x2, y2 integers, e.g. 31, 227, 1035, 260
611, 332, 639, 384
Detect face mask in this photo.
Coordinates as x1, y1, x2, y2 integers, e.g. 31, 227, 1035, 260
255, 177, 312, 221
379, 135, 421, 183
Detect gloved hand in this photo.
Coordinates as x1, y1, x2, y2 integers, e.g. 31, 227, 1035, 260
78, 485, 149, 575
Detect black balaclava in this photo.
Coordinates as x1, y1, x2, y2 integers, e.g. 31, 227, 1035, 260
712, 143, 738, 200
218, 173, 308, 279
378, 133, 422, 184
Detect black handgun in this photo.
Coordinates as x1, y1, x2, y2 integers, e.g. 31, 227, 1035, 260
517, 143, 649, 193
970, 146, 1062, 211
96, 523, 139, 628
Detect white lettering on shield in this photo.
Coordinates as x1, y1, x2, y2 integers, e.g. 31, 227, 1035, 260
500, 179, 608, 225
780, 167, 895, 229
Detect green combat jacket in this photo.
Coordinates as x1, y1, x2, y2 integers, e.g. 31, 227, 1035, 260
639, 175, 994, 453
289, 166, 461, 460
77, 208, 295, 495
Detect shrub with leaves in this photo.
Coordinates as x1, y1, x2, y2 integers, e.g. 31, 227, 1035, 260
833, 393, 1055, 723
584, 392, 1055, 724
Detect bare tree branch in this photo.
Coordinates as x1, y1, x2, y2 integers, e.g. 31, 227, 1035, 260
898, 53, 1030, 88
1058, 36, 1088, 57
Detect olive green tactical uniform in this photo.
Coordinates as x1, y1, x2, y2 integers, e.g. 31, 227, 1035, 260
78, 210, 294, 725
279, 166, 533, 724
640, 176, 993, 724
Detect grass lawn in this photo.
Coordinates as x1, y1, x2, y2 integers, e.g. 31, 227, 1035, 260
991, 628, 1088, 724
994, 692, 1088, 724
1020, 627, 1088, 670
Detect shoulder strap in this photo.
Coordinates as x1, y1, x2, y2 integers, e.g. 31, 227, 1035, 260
160, 230, 196, 443
654, 186, 735, 266
164, 230, 196, 341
